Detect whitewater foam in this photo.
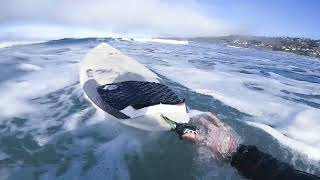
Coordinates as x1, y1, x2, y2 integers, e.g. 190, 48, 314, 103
18, 63, 43, 71
84, 134, 134, 179
153, 64, 320, 160
0, 151, 9, 161
281, 109, 320, 147
121, 37, 189, 45
0, 41, 43, 48
0, 64, 78, 117
245, 121, 320, 160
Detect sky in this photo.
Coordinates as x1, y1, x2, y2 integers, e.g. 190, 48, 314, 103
0, 0, 319, 40
201, 0, 320, 39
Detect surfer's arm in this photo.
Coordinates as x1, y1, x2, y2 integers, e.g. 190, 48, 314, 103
181, 112, 320, 180
230, 144, 320, 180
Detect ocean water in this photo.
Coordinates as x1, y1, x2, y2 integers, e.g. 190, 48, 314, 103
0, 38, 319, 180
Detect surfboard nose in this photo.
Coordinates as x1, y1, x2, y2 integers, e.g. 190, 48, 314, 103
80, 43, 189, 131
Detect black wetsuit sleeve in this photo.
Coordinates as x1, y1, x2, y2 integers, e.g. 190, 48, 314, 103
230, 145, 320, 180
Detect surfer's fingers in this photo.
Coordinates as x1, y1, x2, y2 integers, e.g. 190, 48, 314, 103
199, 117, 219, 129
182, 133, 196, 142
183, 132, 207, 146
190, 114, 204, 123
205, 112, 224, 127
190, 113, 223, 128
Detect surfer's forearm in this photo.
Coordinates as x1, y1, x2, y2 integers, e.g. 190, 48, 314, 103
230, 145, 320, 180
182, 113, 319, 179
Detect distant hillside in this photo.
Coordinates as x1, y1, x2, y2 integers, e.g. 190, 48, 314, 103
188, 35, 320, 59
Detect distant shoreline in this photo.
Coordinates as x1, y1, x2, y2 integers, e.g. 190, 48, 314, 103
187, 35, 320, 60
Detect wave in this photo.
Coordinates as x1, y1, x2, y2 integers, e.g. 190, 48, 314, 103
0, 41, 44, 48
1, 37, 189, 47
18, 63, 43, 71
44, 38, 113, 45
120, 37, 189, 45
245, 120, 320, 160
227, 45, 244, 49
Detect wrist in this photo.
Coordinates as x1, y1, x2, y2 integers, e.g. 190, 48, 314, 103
227, 144, 242, 163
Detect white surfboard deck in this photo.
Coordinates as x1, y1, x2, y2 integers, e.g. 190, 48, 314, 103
79, 43, 189, 131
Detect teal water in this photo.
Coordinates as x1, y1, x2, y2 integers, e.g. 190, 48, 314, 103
0, 38, 319, 179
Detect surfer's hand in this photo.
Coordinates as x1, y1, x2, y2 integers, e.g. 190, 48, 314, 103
182, 112, 239, 161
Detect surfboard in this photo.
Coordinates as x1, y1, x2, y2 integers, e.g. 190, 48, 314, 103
79, 43, 189, 131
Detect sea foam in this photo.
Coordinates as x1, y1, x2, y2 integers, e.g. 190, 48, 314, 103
153, 63, 320, 160
120, 37, 189, 45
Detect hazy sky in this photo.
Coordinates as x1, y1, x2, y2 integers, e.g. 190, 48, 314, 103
0, 0, 319, 40
201, 0, 320, 39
